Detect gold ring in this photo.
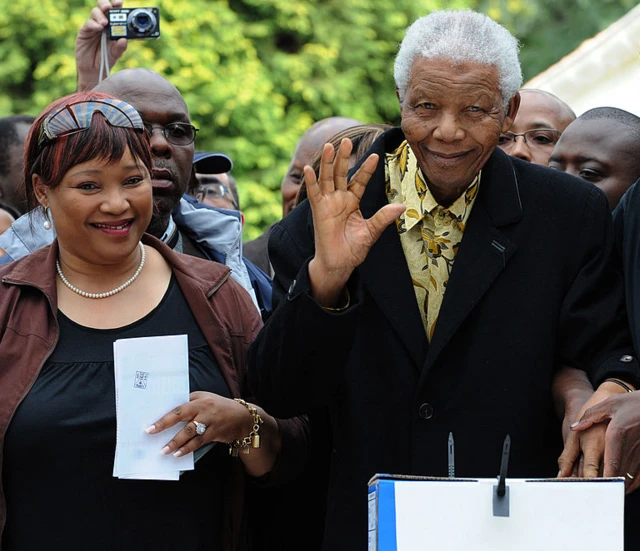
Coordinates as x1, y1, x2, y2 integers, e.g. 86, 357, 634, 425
627, 473, 635, 480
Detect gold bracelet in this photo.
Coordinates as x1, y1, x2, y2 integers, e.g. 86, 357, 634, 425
322, 288, 351, 312
228, 399, 263, 457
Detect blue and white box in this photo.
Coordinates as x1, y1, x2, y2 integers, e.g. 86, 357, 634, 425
368, 474, 624, 551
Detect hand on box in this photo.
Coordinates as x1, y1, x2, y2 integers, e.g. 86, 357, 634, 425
569, 390, 640, 493
558, 380, 633, 486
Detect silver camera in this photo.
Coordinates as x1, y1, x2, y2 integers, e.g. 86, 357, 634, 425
107, 7, 160, 40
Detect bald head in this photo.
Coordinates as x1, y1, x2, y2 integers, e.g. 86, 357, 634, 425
519, 90, 575, 125
499, 89, 576, 166
94, 68, 189, 114
94, 69, 195, 236
281, 117, 361, 217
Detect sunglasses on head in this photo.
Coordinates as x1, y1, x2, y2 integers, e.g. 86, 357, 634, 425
38, 98, 144, 150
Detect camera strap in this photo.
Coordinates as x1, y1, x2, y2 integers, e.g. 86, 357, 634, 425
98, 30, 111, 83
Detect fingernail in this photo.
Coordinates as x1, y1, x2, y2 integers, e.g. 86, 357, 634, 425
570, 421, 579, 428
173, 450, 183, 458
145, 424, 156, 434
557, 470, 562, 477
161, 446, 171, 455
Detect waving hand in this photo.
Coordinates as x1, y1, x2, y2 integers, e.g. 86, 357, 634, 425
306, 139, 405, 307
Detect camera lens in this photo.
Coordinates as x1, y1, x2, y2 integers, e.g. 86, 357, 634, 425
128, 8, 157, 35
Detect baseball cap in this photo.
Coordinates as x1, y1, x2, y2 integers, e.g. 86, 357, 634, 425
193, 151, 233, 174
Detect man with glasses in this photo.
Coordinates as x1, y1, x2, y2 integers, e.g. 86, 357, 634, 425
192, 152, 241, 213
196, 174, 239, 211
497, 88, 575, 166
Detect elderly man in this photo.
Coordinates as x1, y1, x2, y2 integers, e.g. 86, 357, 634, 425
497, 89, 575, 165
549, 107, 640, 210
248, 10, 639, 551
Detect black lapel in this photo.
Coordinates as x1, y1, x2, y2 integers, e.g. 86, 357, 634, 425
357, 128, 429, 372
421, 148, 523, 374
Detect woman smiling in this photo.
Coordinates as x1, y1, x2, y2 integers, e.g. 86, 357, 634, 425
0, 91, 299, 551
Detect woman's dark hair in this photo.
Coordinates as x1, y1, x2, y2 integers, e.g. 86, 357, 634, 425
296, 123, 392, 206
24, 90, 153, 212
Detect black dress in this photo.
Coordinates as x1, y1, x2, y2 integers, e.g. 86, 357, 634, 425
2, 277, 232, 551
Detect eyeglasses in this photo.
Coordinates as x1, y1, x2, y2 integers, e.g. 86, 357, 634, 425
196, 183, 238, 209
498, 128, 561, 149
144, 122, 198, 146
38, 98, 144, 148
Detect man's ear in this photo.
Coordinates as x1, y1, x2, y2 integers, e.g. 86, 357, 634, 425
502, 92, 521, 133
32, 174, 49, 207
395, 84, 403, 109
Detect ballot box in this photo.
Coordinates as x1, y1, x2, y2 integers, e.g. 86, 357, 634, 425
368, 474, 624, 551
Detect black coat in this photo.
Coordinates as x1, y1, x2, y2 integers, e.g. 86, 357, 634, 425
248, 128, 639, 551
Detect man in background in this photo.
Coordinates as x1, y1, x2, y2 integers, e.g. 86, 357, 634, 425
498, 89, 575, 166
549, 107, 640, 210
192, 151, 241, 213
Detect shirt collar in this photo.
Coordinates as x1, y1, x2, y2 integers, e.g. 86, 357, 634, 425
402, 163, 480, 232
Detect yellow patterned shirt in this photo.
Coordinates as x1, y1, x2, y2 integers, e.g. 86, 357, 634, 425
385, 140, 480, 340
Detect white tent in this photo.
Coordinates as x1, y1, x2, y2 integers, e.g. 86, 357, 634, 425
524, 4, 640, 117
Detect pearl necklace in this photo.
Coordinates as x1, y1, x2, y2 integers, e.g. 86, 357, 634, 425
56, 242, 146, 299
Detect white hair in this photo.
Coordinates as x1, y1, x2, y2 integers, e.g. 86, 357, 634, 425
394, 10, 522, 107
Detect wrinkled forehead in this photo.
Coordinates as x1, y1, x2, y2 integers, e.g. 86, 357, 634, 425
409, 57, 501, 94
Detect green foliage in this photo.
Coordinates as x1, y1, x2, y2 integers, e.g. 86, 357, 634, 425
0, 0, 636, 239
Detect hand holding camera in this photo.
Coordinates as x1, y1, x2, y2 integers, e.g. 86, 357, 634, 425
76, 0, 161, 91
76, 0, 127, 90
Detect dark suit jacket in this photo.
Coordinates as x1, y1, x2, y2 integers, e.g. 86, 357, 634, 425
248, 128, 639, 551
244, 224, 274, 277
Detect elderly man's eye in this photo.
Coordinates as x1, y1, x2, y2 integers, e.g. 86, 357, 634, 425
468, 106, 483, 112
417, 102, 436, 110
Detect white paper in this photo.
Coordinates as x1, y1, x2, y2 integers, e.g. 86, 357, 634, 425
390, 478, 624, 550
113, 334, 194, 480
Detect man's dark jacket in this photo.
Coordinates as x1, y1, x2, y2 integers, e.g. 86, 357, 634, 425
248, 128, 640, 551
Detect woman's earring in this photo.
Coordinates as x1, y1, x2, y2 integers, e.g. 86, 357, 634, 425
43, 206, 52, 231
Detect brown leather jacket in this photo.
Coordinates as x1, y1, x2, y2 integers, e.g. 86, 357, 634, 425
0, 234, 308, 550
